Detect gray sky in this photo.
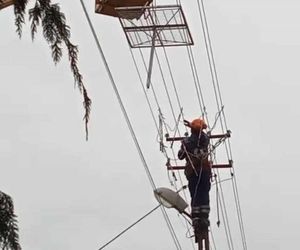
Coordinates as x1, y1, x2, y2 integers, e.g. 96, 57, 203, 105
1, 0, 300, 249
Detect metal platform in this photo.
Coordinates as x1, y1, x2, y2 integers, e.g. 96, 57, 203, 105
116, 5, 194, 48
95, 0, 152, 18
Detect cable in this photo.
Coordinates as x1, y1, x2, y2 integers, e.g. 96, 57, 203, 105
195, 3, 233, 249
140, 16, 218, 250
130, 29, 190, 195
154, 49, 177, 123
79, 1, 182, 249
156, 19, 233, 250
98, 205, 161, 250
79, 0, 156, 189
231, 170, 248, 249
209, 226, 217, 250
211, 156, 234, 250
130, 48, 186, 197
128, 49, 159, 133
175, 9, 209, 123
99, 3, 245, 250
139, 2, 247, 250
128, 17, 198, 248
196, 1, 248, 249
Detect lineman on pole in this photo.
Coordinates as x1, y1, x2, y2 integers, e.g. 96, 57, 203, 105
178, 118, 211, 232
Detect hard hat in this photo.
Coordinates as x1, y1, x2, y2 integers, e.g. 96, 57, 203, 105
184, 118, 207, 131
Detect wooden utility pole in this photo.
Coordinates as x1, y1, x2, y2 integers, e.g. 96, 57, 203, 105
196, 230, 209, 250
183, 211, 210, 249
0, 0, 14, 10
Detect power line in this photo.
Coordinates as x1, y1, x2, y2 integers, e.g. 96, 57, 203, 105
193, 2, 234, 249
98, 205, 161, 250
82, 1, 247, 249
129, 44, 196, 248
128, 28, 191, 199
79, 0, 156, 189
128, 48, 160, 133
130, 7, 231, 250
127, 17, 200, 248
196, 1, 248, 249
78, 1, 182, 249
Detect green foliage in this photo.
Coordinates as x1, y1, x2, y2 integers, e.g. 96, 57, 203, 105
14, 0, 28, 37
14, 0, 91, 139
0, 192, 21, 250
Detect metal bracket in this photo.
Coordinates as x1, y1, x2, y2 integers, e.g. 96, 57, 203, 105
166, 130, 231, 142
166, 161, 233, 170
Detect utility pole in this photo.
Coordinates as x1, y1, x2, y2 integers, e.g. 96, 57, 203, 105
195, 229, 209, 250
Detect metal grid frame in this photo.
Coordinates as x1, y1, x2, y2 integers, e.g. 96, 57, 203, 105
116, 5, 194, 48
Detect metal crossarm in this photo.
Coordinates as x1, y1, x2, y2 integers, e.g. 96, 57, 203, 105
166, 131, 231, 142
116, 5, 194, 48
166, 161, 233, 170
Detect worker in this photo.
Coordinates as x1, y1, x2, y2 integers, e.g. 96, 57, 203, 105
178, 118, 211, 231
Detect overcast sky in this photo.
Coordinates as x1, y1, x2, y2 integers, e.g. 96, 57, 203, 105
1, 0, 300, 249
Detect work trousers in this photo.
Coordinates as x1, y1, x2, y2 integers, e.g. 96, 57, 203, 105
187, 169, 211, 207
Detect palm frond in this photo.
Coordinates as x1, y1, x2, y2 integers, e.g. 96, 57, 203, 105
14, 0, 28, 37
29, 2, 41, 40
47, 4, 91, 137
51, 39, 63, 64
23, 0, 91, 139
83, 86, 92, 141
0, 191, 21, 250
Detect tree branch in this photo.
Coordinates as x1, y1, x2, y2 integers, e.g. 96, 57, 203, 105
14, 0, 91, 139
0, 191, 21, 250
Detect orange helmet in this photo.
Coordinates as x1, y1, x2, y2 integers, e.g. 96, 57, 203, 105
184, 118, 207, 131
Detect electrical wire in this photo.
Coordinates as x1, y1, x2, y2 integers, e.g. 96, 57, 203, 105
209, 226, 217, 250
196, 1, 248, 249
87, 1, 247, 249
129, 29, 190, 196
127, 16, 199, 248
135, 2, 247, 249
128, 8, 226, 250
78, 1, 182, 249
128, 49, 159, 133
79, 0, 156, 189
146, 3, 241, 249
98, 205, 161, 250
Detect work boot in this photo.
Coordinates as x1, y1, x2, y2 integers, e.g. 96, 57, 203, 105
193, 217, 209, 233
192, 206, 210, 233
